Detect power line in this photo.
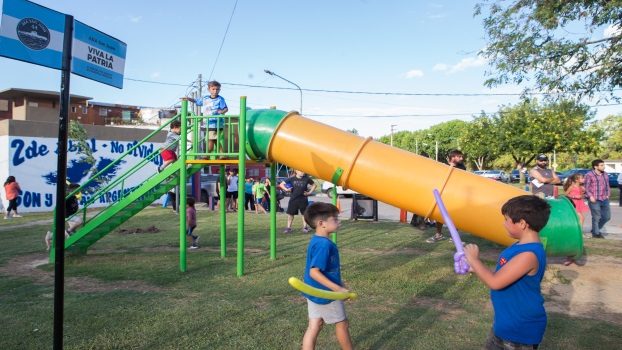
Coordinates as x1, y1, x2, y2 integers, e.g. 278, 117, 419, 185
208, 0, 239, 81
305, 103, 622, 118
123, 76, 622, 97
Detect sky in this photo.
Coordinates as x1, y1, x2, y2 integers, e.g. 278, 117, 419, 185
1, 0, 621, 138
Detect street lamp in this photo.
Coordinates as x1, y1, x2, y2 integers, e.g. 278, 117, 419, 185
427, 133, 439, 161
390, 124, 397, 147
264, 69, 303, 114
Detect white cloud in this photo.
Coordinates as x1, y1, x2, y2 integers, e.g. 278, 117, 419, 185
129, 15, 143, 23
405, 69, 424, 78
427, 13, 447, 20
433, 56, 487, 74
432, 63, 448, 71
604, 24, 621, 38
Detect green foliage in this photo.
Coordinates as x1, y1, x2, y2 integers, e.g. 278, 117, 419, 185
68, 121, 96, 167
494, 99, 599, 167
462, 115, 500, 169
475, 0, 622, 100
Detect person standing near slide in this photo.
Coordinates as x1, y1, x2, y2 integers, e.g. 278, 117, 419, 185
280, 170, 316, 233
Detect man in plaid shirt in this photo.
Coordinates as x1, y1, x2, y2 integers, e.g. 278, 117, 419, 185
584, 159, 611, 239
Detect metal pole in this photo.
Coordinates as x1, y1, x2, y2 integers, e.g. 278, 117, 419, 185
179, 99, 188, 272
219, 165, 227, 257
331, 187, 337, 243
415, 139, 419, 154
270, 163, 277, 260
237, 97, 247, 277
264, 69, 302, 114
54, 14, 73, 350
390, 124, 397, 147
435, 141, 439, 161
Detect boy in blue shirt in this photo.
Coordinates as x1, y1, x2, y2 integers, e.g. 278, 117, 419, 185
191, 80, 228, 156
302, 202, 353, 350
464, 195, 550, 349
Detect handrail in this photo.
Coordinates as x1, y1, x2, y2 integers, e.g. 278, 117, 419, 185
66, 114, 180, 200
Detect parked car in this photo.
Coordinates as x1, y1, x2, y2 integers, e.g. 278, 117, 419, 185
186, 174, 219, 203
475, 170, 510, 183
321, 181, 358, 197
510, 169, 531, 183
609, 172, 620, 187
558, 168, 590, 184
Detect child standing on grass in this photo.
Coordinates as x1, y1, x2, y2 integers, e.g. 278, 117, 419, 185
4, 176, 22, 219
186, 197, 199, 249
563, 173, 589, 265
464, 195, 550, 350
301, 202, 353, 350
252, 178, 268, 214
158, 120, 182, 173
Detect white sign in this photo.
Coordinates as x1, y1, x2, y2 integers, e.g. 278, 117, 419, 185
72, 20, 126, 89
0, 0, 65, 69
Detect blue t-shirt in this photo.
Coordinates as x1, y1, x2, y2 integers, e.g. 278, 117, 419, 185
491, 242, 547, 345
195, 95, 227, 129
244, 182, 253, 194
303, 235, 342, 305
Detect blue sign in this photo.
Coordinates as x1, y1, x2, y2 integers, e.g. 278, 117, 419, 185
0, 0, 66, 69
72, 20, 127, 89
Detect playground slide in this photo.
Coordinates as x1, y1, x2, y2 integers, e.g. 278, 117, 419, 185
246, 110, 583, 257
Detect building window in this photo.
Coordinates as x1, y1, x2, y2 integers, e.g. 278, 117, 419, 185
71, 106, 77, 113
0, 99, 8, 111
99, 108, 108, 117
82, 106, 88, 114
28, 102, 39, 107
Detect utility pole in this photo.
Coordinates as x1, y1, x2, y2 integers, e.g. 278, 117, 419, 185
390, 124, 397, 147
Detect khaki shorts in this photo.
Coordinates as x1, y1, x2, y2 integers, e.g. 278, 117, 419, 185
207, 129, 221, 140
307, 299, 347, 324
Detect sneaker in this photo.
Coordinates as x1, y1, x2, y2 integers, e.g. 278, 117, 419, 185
283, 228, 292, 234
593, 234, 605, 239
193, 236, 200, 246
302, 227, 311, 233
12, 214, 22, 218
3, 215, 7, 220
189, 245, 199, 249
425, 234, 445, 243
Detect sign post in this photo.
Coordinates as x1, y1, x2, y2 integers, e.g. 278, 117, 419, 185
53, 14, 72, 350
1, 1, 126, 348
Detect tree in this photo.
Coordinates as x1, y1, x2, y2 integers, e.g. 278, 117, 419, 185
475, 1, 622, 100
494, 99, 601, 169
461, 114, 500, 169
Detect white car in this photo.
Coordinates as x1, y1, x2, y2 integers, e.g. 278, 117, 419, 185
321, 181, 358, 197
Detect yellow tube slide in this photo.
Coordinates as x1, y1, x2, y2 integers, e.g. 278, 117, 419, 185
267, 112, 526, 246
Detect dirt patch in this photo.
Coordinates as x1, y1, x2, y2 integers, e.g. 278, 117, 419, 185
0, 253, 165, 293
543, 255, 622, 325
116, 226, 160, 235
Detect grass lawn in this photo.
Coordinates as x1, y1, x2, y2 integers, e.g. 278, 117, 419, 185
1, 207, 621, 349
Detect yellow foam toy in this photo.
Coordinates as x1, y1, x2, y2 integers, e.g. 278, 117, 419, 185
288, 277, 358, 300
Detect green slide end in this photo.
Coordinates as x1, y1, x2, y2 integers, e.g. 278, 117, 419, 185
245, 109, 288, 160
540, 196, 584, 258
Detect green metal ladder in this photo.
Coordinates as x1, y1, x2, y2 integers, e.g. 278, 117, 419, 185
49, 115, 202, 261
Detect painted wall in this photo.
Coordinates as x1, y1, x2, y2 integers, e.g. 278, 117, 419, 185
1, 119, 166, 212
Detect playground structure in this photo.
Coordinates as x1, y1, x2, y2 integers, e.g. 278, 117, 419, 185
50, 97, 583, 276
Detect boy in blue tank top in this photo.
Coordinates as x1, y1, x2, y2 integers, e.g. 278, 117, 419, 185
464, 195, 550, 349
